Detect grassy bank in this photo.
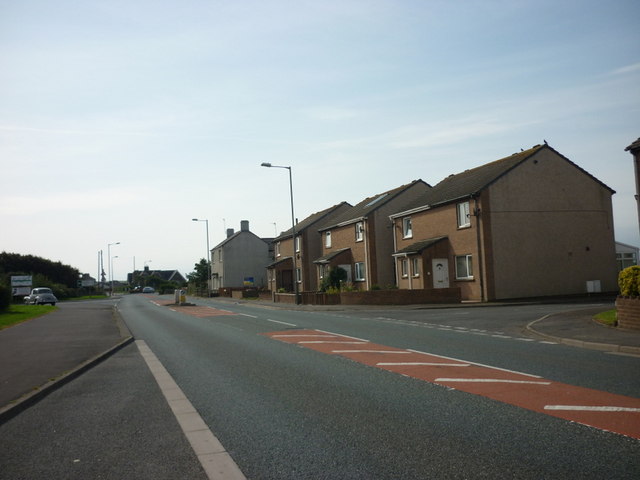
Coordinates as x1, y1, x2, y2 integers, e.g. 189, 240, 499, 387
0, 304, 58, 330
594, 309, 617, 327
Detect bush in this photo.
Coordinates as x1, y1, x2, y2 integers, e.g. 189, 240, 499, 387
618, 266, 640, 297
0, 284, 10, 312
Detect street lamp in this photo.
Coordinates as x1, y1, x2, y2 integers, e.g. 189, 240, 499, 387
107, 242, 120, 296
192, 218, 212, 297
111, 255, 119, 296
260, 162, 300, 305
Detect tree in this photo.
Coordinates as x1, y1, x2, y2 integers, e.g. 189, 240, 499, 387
320, 266, 348, 291
187, 258, 209, 291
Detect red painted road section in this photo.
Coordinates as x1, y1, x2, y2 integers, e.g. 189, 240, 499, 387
150, 298, 237, 318
264, 329, 640, 439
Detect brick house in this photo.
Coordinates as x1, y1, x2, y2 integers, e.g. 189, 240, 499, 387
267, 202, 352, 293
315, 180, 431, 291
390, 144, 618, 301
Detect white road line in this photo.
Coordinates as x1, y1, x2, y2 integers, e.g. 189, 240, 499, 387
315, 329, 370, 342
271, 334, 335, 338
298, 341, 368, 344
332, 350, 413, 354
436, 378, 551, 385
408, 349, 543, 378
136, 340, 246, 480
544, 405, 640, 412
491, 335, 512, 338
240, 313, 257, 318
267, 319, 297, 327
377, 362, 471, 367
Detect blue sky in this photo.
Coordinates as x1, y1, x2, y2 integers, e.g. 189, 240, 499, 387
1, 0, 639, 280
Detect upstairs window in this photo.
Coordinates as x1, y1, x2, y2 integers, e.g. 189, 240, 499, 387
325, 231, 332, 248
457, 201, 471, 228
355, 222, 364, 242
295, 235, 301, 253
402, 217, 413, 238
275, 242, 281, 257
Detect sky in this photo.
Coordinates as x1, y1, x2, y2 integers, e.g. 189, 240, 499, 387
1, 0, 639, 282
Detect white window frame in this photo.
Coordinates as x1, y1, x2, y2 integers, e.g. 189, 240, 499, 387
275, 242, 281, 257
325, 231, 332, 248
402, 217, 413, 238
354, 262, 366, 281
355, 222, 364, 242
401, 259, 408, 278
296, 267, 302, 283
457, 201, 471, 228
295, 235, 301, 253
455, 254, 474, 280
412, 257, 420, 277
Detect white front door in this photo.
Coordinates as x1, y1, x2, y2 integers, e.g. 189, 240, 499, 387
432, 258, 449, 288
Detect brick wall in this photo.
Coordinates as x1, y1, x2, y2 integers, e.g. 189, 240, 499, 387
615, 296, 640, 330
340, 288, 461, 305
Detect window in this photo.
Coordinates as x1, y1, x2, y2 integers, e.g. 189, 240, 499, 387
325, 231, 332, 248
355, 222, 364, 241
412, 257, 420, 277
401, 259, 408, 278
457, 201, 471, 228
295, 236, 301, 253
275, 242, 281, 257
402, 217, 413, 238
354, 262, 366, 281
318, 265, 326, 279
296, 268, 302, 283
455, 255, 473, 279
617, 252, 637, 270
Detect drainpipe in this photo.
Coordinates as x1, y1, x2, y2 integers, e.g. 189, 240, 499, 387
473, 196, 485, 302
363, 219, 371, 290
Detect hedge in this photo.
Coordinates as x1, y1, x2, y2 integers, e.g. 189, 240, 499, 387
618, 265, 640, 297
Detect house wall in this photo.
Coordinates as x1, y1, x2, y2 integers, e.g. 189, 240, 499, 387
394, 205, 482, 300
486, 148, 618, 299
215, 233, 270, 288
322, 222, 367, 289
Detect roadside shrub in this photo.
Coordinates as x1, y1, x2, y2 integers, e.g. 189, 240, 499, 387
0, 284, 10, 312
618, 265, 640, 297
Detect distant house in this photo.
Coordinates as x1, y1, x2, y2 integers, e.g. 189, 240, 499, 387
211, 220, 270, 290
128, 267, 187, 286
315, 180, 431, 291
616, 241, 639, 271
390, 144, 618, 301
267, 202, 351, 293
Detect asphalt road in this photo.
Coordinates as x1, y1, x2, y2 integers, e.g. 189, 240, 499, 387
115, 295, 639, 479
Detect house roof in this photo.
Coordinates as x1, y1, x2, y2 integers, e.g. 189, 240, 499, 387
266, 256, 293, 268
625, 137, 640, 154
392, 143, 615, 218
275, 202, 351, 241
318, 180, 429, 231
393, 236, 447, 256
212, 229, 267, 249
313, 247, 351, 264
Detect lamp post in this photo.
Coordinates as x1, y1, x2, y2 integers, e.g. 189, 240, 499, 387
107, 242, 120, 296
260, 162, 299, 305
111, 255, 119, 296
192, 218, 212, 297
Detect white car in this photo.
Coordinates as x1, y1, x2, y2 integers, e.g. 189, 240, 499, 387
24, 287, 58, 306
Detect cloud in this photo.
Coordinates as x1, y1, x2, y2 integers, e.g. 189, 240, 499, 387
610, 62, 640, 76
303, 106, 360, 121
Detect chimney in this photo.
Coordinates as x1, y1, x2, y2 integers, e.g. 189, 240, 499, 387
226, 228, 235, 238
240, 220, 249, 232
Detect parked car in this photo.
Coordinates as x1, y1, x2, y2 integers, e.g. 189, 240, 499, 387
142, 286, 155, 294
24, 287, 58, 306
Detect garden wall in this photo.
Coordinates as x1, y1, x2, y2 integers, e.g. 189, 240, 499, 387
273, 288, 461, 306
615, 296, 640, 330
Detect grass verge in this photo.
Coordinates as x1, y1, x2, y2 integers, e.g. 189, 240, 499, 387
0, 304, 58, 330
594, 309, 617, 327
